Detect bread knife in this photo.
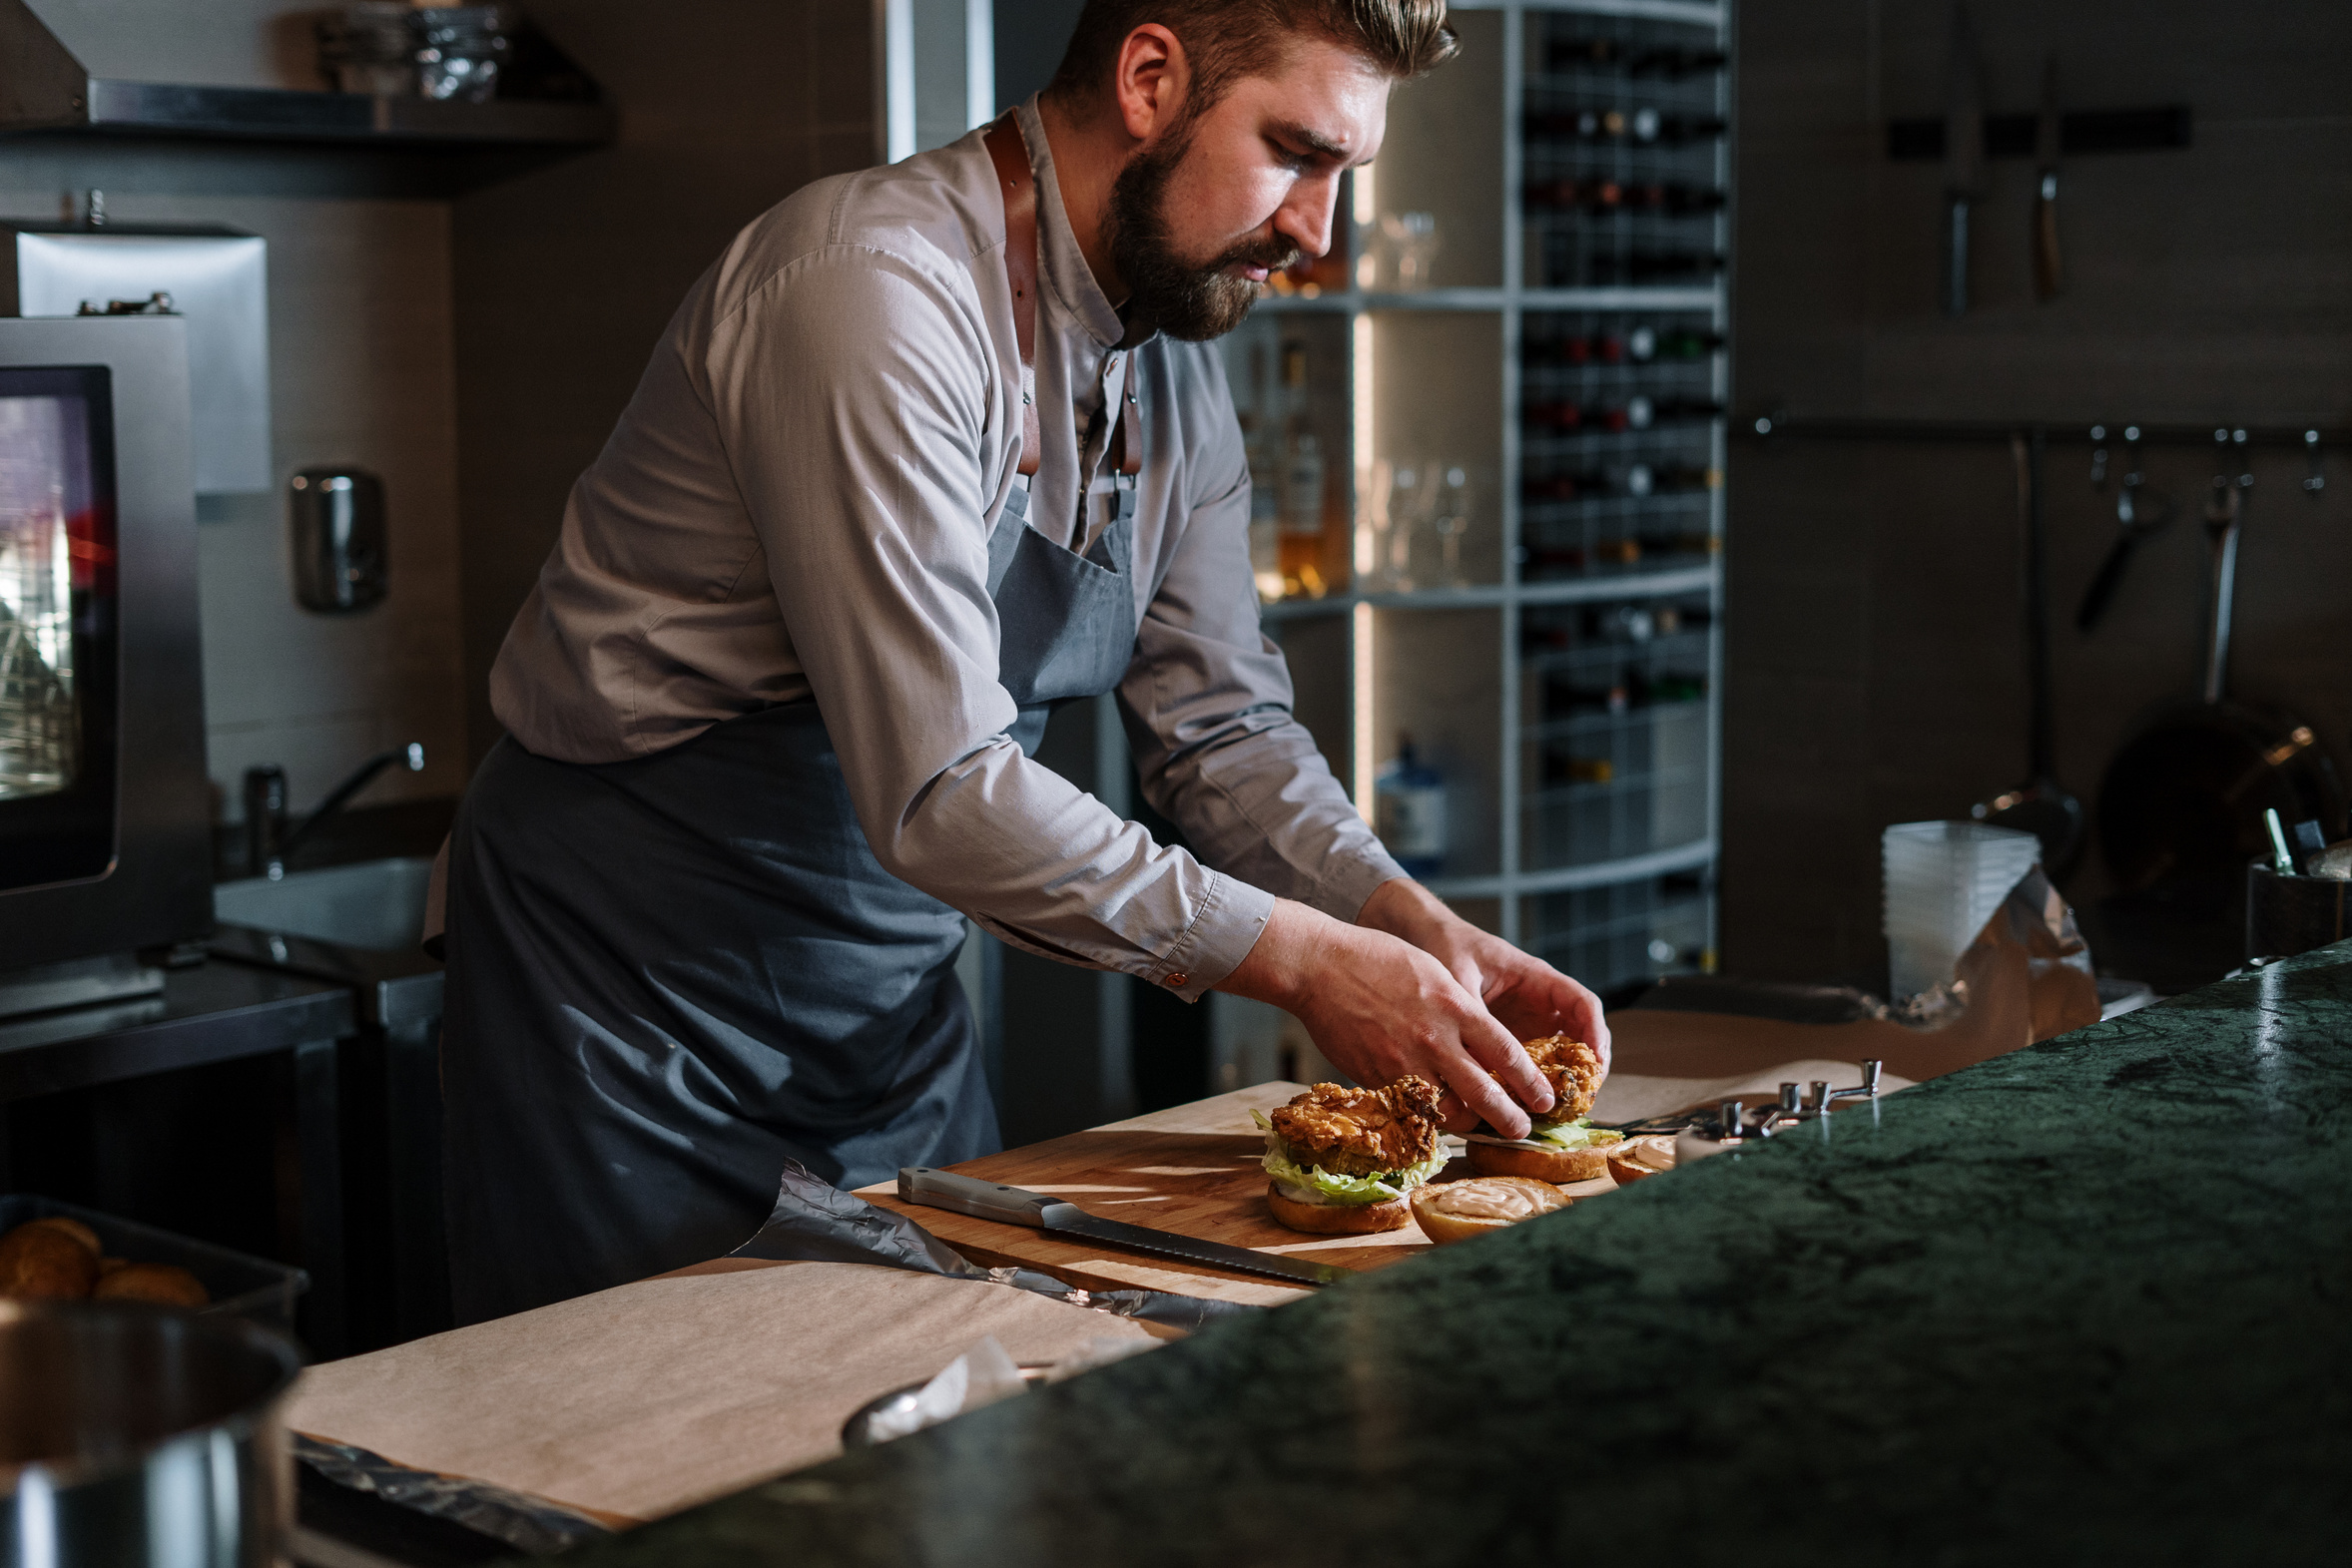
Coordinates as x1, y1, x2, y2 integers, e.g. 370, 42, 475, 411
898, 1168, 1353, 1288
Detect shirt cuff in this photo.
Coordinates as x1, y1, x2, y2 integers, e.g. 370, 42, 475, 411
1310, 845, 1411, 926
1143, 870, 1275, 1002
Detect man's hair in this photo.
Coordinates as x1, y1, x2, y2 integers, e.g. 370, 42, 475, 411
1044, 0, 1457, 121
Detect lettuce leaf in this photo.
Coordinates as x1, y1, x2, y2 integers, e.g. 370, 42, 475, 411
1485, 1117, 1620, 1153
1252, 1110, 1449, 1206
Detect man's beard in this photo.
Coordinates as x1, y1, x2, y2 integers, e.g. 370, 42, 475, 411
1107, 128, 1301, 342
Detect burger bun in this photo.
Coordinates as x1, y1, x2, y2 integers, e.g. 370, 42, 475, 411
1265, 1182, 1412, 1235
1467, 1136, 1618, 1185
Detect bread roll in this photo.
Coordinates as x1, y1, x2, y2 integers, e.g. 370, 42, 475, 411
1467, 1135, 1620, 1184
23, 1216, 102, 1258
1410, 1177, 1570, 1246
1604, 1134, 1678, 1186
0, 1223, 99, 1300
92, 1263, 209, 1308
1265, 1182, 1411, 1234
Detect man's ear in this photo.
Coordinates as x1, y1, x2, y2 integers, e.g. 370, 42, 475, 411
1113, 23, 1189, 143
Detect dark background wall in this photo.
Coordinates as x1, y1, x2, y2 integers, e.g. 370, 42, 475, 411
1723, 0, 2352, 990
453, 0, 881, 762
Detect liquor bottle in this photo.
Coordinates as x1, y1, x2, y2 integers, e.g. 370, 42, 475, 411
1627, 46, 1729, 80
1374, 733, 1448, 876
1277, 342, 1332, 599
1523, 110, 1727, 146
1545, 36, 1625, 72
1241, 344, 1284, 602
1626, 325, 1727, 362
1524, 180, 1726, 217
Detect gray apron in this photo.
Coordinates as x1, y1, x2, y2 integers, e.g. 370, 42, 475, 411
439, 477, 1139, 1323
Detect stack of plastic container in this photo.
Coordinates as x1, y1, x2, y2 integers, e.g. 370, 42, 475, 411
1882, 821, 2042, 1000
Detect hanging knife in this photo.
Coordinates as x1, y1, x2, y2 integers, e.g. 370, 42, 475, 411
2032, 56, 2064, 300
1941, 4, 1986, 316
899, 1168, 1354, 1288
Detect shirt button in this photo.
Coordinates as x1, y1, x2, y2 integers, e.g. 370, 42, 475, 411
1163, 972, 1189, 990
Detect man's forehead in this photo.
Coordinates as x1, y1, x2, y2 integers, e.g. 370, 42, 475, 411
1235, 48, 1392, 163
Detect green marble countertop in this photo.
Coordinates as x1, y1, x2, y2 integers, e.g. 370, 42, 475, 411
567, 943, 2352, 1566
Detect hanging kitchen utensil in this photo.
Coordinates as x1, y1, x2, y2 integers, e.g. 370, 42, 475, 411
2076, 425, 2176, 631
2097, 429, 2346, 894
1974, 428, 2084, 873
2031, 56, 2064, 300
1941, 5, 1987, 316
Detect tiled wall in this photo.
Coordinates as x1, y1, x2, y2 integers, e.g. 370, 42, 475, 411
3, 0, 879, 816
449, 0, 882, 762
1725, 0, 2352, 985
0, 163, 467, 819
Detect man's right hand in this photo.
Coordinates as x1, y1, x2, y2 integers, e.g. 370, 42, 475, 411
1213, 899, 1554, 1139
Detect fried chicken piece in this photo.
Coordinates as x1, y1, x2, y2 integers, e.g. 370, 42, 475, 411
1268, 1077, 1444, 1177
1523, 1033, 1603, 1126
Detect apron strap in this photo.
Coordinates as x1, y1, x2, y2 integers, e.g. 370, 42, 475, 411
983, 114, 1043, 478
985, 112, 1145, 486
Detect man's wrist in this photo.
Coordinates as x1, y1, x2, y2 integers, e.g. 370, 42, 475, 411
1356, 876, 1458, 944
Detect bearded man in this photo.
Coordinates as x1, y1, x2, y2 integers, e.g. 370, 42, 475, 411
436, 0, 1607, 1321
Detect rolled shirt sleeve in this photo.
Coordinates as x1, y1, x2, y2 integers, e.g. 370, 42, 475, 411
1119, 389, 1408, 925
709, 249, 1272, 997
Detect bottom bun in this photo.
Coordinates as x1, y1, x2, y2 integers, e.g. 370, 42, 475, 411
1468, 1137, 1617, 1184
1265, 1182, 1412, 1235
1410, 1177, 1570, 1246
1604, 1134, 1679, 1186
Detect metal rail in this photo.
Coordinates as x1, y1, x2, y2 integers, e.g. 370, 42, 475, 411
1742, 414, 2348, 450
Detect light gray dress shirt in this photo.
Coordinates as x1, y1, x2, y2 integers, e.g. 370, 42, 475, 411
488, 100, 1404, 999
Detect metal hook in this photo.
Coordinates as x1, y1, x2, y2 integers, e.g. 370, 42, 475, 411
2088, 424, 2110, 490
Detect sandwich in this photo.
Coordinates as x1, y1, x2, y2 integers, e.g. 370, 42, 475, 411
1466, 1033, 1622, 1183
1409, 1176, 1570, 1246
1256, 1077, 1449, 1234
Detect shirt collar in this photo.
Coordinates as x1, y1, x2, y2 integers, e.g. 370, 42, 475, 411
1015, 96, 1146, 352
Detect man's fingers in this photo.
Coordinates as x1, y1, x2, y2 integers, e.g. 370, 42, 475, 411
1456, 1001, 1551, 1114
1440, 1050, 1529, 1140
1432, 1088, 1481, 1136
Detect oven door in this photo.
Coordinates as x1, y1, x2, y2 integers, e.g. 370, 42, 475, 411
0, 364, 120, 890
0, 317, 209, 974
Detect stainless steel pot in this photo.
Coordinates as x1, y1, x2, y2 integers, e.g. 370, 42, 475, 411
0, 1302, 301, 1567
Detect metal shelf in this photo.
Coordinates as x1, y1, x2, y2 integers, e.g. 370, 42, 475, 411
54, 82, 618, 148
1258, 561, 1718, 621
1423, 836, 1716, 900
1253, 284, 1722, 315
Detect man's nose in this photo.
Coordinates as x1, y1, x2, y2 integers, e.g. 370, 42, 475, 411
1275, 176, 1341, 260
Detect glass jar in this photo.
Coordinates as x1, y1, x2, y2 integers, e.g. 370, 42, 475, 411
413, 4, 513, 104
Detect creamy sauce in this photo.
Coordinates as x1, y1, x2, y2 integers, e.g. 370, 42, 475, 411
1426, 1178, 1565, 1221
1623, 1135, 1677, 1172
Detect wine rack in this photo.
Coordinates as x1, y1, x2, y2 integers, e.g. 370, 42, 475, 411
1222, 0, 1731, 1000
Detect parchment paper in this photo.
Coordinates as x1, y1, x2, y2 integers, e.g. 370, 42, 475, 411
285, 1259, 1155, 1525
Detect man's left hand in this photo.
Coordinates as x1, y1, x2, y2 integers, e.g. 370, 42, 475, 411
1357, 878, 1612, 1118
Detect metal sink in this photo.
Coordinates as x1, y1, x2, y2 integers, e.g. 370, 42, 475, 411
211, 857, 442, 1027
213, 856, 434, 952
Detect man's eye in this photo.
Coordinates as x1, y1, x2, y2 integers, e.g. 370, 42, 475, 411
1270, 143, 1314, 171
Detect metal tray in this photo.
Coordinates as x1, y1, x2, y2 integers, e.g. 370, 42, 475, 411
0, 1194, 309, 1331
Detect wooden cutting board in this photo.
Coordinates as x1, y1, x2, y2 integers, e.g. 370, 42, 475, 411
856, 1082, 1615, 1305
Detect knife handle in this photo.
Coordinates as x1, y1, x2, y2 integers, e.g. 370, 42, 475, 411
898, 1168, 1055, 1227
2032, 180, 2063, 301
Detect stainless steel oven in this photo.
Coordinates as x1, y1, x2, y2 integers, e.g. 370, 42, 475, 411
0, 316, 210, 1011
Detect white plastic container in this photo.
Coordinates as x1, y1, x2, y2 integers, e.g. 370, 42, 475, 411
1882, 820, 2041, 1000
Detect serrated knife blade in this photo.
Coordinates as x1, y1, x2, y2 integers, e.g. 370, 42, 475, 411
898, 1168, 1354, 1288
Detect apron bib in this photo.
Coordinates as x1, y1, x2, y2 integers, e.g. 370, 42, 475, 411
439, 487, 1140, 1323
